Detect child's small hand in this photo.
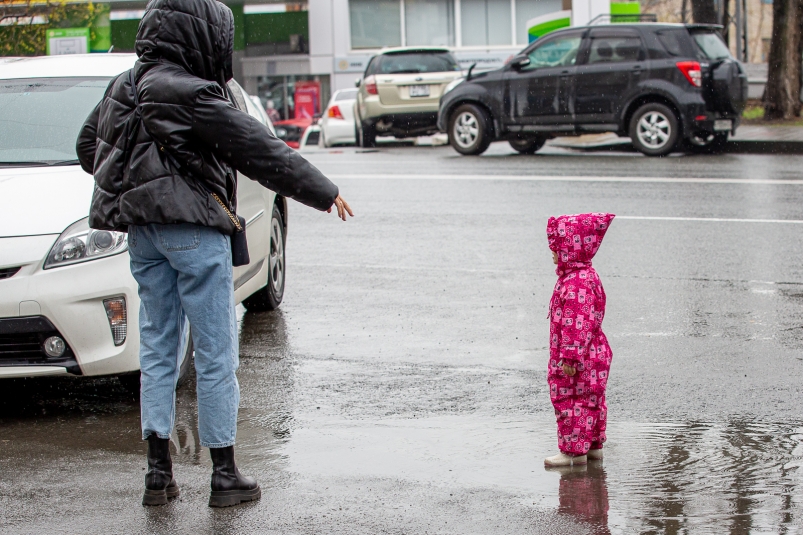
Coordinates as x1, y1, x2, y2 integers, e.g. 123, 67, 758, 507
562, 364, 576, 377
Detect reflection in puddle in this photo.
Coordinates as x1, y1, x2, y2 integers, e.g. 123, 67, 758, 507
549, 463, 610, 535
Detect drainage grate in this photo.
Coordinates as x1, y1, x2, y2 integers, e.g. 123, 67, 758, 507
0, 266, 20, 280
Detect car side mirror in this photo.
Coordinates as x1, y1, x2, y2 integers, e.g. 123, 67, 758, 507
355, 78, 362, 88
510, 55, 531, 70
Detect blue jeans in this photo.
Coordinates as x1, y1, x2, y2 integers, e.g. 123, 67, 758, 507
129, 223, 239, 448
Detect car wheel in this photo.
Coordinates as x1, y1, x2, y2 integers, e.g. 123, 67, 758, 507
509, 136, 546, 154
243, 204, 286, 312
686, 132, 728, 154
629, 103, 679, 156
449, 104, 492, 156
358, 120, 376, 148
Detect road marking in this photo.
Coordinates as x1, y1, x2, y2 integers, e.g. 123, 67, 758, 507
327, 174, 803, 185
618, 216, 803, 224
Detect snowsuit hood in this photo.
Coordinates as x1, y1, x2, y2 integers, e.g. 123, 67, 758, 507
136, 0, 235, 86
547, 213, 615, 276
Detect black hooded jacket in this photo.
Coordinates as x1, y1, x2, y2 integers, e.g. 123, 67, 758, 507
76, 0, 338, 233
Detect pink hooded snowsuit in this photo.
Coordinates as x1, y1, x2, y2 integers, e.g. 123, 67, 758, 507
546, 213, 615, 456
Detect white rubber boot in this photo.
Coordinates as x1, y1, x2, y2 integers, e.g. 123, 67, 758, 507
544, 452, 587, 467
587, 448, 603, 460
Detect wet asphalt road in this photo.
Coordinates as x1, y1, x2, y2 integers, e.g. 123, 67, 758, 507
2, 143, 803, 534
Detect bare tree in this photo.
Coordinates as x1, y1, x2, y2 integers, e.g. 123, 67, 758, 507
763, 0, 803, 120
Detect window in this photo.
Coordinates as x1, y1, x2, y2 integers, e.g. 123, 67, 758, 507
656, 30, 685, 56
348, 0, 564, 49
461, 0, 512, 46
0, 77, 109, 163
335, 89, 359, 101
350, 0, 401, 49
405, 0, 455, 46
588, 36, 643, 64
376, 51, 461, 74
515, 0, 562, 45
691, 31, 732, 60
524, 34, 582, 69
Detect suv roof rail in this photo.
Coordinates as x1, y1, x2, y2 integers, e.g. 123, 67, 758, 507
684, 23, 724, 31
588, 13, 658, 25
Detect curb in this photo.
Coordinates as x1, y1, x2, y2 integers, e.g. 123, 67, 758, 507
724, 140, 803, 155
549, 139, 803, 155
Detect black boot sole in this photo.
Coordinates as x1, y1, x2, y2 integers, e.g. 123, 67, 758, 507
208, 486, 261, 508
142, 486, 180, 506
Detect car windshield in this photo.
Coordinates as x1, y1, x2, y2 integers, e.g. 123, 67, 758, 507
692, 31, 732, 60
377, 52, 461, 74
0, 77, 109, 165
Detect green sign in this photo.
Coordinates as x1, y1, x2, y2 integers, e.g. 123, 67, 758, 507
46, 27, 90, 55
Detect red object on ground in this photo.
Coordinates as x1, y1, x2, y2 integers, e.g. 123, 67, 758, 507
546, 213, 616, 456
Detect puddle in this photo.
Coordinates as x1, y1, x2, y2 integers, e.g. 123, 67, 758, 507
270, 413, 803, 534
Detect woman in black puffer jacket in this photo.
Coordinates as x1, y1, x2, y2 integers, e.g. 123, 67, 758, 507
77, 0, 352, 509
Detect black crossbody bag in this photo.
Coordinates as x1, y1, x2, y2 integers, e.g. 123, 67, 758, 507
127, 69, 250, 266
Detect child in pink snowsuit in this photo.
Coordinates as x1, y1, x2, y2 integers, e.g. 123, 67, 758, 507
545, 213, 615, 467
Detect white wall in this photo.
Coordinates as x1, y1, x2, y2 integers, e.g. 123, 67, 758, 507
309, 0, 351, 85
571, 0, 609, 26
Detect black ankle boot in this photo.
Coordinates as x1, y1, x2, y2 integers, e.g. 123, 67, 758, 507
208, 446, 261, 507
142, 435, 180, 506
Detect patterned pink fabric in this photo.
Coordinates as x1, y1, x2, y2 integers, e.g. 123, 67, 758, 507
546, 213, 615, 455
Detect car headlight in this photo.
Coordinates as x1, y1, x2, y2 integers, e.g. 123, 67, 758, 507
443, 78, 464, 96
44, 217, 128, 269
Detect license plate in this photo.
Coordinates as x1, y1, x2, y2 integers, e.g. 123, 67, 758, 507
714, 119, 732, 132
409, 85, 430, 97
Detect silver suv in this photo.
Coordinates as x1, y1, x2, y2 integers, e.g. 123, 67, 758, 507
354, 47, 463, 147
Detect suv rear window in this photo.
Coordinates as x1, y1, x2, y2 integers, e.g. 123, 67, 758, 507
691, 31, 732, 60
375, 52, 461, 74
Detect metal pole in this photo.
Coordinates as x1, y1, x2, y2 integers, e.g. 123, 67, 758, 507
742, 0, 748, 62
735, 0, 742, 62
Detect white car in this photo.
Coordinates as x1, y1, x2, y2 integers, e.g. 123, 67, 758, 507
319, 88, 358, 147
0, 54, 287, 390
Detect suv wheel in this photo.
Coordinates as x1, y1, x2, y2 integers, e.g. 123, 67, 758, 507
509, 136, 546, 154
449, 104, 492, 156
629, 103, 679, 157
243, 204, 286, 312
357, 119, 376, 148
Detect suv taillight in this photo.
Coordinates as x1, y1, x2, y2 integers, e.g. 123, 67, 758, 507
364, 75, 378, 95
327, 105, 344, 119
676, 61, 702, 87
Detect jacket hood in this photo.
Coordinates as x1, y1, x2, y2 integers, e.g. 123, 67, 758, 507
547, 213, 615, 275
135, 0, 234, 85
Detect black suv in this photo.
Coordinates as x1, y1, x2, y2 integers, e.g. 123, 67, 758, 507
437, 24, 748, 156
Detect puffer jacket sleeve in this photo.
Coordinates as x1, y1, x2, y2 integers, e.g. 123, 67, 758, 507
557, 275, 601, 369
76, 101, 101, 174
191, 84, 339, 211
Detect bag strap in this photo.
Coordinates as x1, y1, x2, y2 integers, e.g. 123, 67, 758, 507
127, 69, 242, 233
